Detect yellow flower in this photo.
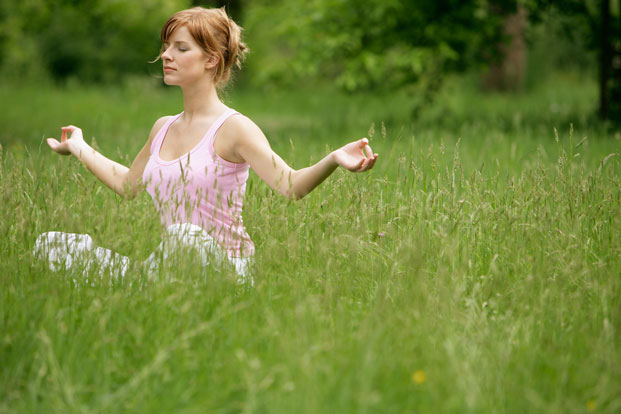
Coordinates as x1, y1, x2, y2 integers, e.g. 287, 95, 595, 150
587, 400, 596, 411
412, 370, 426, 384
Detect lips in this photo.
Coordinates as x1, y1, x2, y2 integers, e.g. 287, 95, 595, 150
163, 66, 176, 72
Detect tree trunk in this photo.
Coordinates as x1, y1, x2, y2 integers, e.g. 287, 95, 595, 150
600, 0, 611, 119
611, 13, 621, 122
482, 5, 527, 91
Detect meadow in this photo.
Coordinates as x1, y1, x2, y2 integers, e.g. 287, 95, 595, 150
1, 73, 620, 413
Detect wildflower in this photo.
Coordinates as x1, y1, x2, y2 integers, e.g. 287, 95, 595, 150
587, 400, 596, 411
412, 370, 426, 384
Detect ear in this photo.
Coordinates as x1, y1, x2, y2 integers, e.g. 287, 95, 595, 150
205, 54, 220, 70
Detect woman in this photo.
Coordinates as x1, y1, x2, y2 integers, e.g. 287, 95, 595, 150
36, 7, 378, 282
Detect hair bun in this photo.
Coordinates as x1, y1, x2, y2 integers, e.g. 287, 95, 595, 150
226, 15, 248, 70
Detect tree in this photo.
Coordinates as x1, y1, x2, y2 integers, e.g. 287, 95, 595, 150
0, 0, 191, 82
482, 4, 528, 91
533, 0, 620, 121
244, 0, 520, 109
598, 0, 620, 120
192, 0, 243, 21
244, 0, 619, 121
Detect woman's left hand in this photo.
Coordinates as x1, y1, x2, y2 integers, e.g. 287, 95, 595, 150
47, 125, 87, 156
332, 138, 378, 172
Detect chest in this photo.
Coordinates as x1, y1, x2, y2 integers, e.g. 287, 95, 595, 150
159, 121, 211, 161
145, 155, 248, 202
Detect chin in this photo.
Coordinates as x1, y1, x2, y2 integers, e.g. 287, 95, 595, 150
163, 74, 179, 86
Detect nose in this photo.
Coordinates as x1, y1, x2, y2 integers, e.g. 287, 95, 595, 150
161, 45, 173, 61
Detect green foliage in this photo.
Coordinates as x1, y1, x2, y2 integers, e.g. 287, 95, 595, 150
0, 0, 611, 111
528, 0, 621, 121
0, 0, 190, 82
0, 79, 620, 412
524, 7, 597, 88
243, 0, 616, 122
244, 0, 520, 93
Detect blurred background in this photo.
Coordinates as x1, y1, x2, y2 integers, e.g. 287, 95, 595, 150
0, 0, 618, 141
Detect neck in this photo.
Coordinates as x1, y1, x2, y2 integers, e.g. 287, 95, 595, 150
180, 78, 226, 121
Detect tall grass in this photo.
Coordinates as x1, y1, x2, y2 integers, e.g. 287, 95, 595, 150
0, 75, 619, 413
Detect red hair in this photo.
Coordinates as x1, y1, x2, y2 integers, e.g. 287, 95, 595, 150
159, 7, 248, 87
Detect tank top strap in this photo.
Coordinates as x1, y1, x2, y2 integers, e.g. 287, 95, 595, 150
205, 108, 241, 148
150, 113, 182, 155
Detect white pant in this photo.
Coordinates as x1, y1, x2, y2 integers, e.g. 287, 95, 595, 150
33, 223, 253, 284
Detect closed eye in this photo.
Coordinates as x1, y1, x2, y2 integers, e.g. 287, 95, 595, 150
161, 41, 190, 53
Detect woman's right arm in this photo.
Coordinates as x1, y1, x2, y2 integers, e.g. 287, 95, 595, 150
46, 117, 170, 199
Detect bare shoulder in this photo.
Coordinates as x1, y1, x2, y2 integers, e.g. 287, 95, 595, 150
216, 114, 270, 163
219, 114, 268, 147
138, 116, 173, 152
149, 116, 174, 139
128, 116, 175, 173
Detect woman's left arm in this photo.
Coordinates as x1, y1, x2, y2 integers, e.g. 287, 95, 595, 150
225, 116, 378, 200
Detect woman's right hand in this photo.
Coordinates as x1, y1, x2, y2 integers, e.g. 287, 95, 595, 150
47, 126, 86, 156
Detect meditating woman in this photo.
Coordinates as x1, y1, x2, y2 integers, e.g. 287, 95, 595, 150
36, 6, 378, 282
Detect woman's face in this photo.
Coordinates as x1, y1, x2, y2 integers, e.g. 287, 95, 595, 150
161, 26, 213, 86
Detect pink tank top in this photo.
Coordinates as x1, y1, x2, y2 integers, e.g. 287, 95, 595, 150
142, 109, 254, 258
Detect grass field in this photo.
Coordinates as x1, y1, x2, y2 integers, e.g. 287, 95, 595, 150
1, 73, 620, 413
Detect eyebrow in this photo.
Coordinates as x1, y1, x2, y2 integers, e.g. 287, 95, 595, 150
164, 40, 191, 46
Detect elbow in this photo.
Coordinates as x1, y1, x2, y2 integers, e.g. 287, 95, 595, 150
124, 185, 142, 200
115, 188, 134, 200
284, 191, 300, 201
283, 171, 307, 200
122, 191, 136, 200
117, 181, 138, 200
284, 187, 307, 201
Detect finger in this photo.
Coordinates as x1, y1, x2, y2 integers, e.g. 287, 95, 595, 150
357, 157, 370, 172
360, 154, 378, 172
359, 137, 369, 148
61, 126, 78, 141
367, 154, 378, 170
365, 155, 375, 169
60, 129, 67, 142
47, 138, 63, 152
363, 143, 374, 159
353, 157, 365, 171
